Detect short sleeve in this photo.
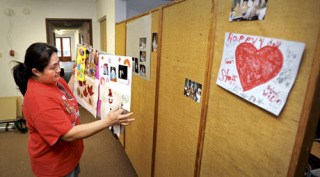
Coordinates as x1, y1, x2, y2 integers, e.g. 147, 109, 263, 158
34, 108, 73, 146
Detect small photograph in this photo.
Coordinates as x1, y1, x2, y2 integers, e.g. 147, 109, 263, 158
110, 66, 117, 82
79, 48, 85, 56
103, 63, 109, 75
152, 33, 158, 52
100, 77, 106, 86
140, 51, 146, 62
139, 38, 147, 50
193, 82, 202, 103
118, 65, 128, 80
134, 58, 139, 73
184, 78, 202, 103
140, 64, 146, 77
229, 0, 268, 22
184, 78, 191, 97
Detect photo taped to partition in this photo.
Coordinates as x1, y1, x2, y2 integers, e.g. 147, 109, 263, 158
140, 51, 146, 62
140, 64, 146, 77
152, 33, 158, 52
184, 78, 202, 103
139, 38, 147, 51
229, 0, 268, 22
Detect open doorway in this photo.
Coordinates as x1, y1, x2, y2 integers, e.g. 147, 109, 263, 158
46, 18, 92, 82
46, 18, 93, 62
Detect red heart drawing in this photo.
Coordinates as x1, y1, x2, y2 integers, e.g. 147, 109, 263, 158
235, 43, 283, 91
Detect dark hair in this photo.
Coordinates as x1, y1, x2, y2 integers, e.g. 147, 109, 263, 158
12, 42, 58, 96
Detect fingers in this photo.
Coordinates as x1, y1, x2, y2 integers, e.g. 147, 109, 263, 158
120, 118, 135, 126
118, 112, 134, 119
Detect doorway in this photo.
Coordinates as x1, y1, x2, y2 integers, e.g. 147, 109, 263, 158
99, 16, 107, 52
45, 18, 93, 61
46, 18, 92, 82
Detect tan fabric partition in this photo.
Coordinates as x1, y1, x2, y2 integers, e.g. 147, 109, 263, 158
124, 11, 159, 177
200, 1, 320, 177
115, 0, 319, 176
115, 21, 127, 145
154, 0, 212, 176
115, 22, 126, 56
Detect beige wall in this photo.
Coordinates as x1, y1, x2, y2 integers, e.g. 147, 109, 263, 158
96, 0, 116, 54
0, 0, 99, 97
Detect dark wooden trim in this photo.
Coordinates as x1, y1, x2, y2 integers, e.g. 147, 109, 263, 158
194, 1, 216, 177
88, 19, 93, 46
151, 7, 163, 177
287, 29, 320, 177
98, 15, 106, 22
45, 18, 50, 44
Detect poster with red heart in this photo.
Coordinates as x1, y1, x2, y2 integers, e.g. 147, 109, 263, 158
216, 32, 305, 116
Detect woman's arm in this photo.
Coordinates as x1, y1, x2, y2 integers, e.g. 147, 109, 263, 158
62, 109, 134, 142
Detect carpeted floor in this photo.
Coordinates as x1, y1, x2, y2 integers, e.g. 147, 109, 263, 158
0, 106, 137, 177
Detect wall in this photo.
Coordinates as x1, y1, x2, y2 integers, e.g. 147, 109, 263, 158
0, 0, 98, 97
96, 0, 115, 54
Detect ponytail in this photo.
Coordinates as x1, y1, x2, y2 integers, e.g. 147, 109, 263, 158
12, 61, 32, 96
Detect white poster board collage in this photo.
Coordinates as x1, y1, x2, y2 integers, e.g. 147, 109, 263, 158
73, 46, 132, 136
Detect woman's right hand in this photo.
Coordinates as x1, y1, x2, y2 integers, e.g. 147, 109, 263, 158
106, 109, 135, 126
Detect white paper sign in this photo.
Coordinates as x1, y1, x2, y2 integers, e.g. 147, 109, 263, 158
216, 32, 305, 116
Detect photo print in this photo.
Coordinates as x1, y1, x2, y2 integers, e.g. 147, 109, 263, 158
85, 48, 98, 78
110, 66, 117, 82
103, 63, 109, 75
152, 33, 158, 52
184, 78, 202, 103
140, 64, 146, 77
134, 58, 139, 73
140, 51, 146, 62
118, 64, 128, 84
229, 0, 268, 22
139, 38, 147, 50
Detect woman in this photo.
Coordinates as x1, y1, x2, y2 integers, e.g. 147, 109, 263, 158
12, 42, 134, 177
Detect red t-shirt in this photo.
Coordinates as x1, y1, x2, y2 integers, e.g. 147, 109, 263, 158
23, 77, 84, 177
